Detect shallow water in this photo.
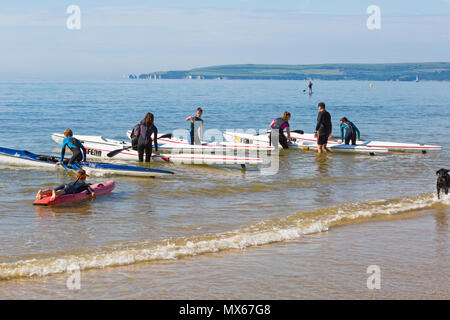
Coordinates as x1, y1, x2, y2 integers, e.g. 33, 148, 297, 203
0, 80, 448, 298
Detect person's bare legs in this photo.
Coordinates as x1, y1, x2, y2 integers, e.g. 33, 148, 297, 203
50, 190, 57, 201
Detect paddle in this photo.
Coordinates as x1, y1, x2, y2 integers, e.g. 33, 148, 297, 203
292, 130, 304, 134
107, 133, 173, 158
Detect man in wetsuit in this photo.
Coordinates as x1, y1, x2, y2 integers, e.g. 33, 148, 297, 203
57, 128, 87, 167
186, 107, 203, 145
314, 102, 332, 153
339, 117, 360, 145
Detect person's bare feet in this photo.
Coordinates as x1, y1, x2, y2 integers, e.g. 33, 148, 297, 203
50, 190, 56, 201
36, 190, 42, 201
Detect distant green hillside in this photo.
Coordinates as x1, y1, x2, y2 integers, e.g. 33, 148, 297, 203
131, 62, 450, 81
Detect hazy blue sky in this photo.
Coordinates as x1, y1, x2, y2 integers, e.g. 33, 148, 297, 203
0, 0, 449, 79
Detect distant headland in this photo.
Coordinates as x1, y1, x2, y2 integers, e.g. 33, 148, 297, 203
128, 62, 450, 81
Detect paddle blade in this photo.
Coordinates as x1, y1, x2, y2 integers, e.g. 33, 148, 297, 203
292, 130, 304, 134
107, 148, 127, 158
158, 133, 173, 139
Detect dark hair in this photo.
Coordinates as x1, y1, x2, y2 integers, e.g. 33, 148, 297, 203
197, 107, 203, 113
142, 112, 154, 126
318, 102, 326, 109
281, 111, 291, 121
340, 117, 348, 122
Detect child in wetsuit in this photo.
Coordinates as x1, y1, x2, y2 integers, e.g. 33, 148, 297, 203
36, 169, 95, 201
57, 128, 87, 167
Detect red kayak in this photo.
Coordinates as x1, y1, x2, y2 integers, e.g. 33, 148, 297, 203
33, 180, 115, 206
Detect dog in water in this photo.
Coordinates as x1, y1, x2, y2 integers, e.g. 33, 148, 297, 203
436, 168, 450, 199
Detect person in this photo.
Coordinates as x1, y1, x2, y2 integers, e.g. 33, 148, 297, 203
133, 112, 159, 162
56, 128, 86, 168
36, 169, 95, 201
314, 102, 332, 153
308, 81, 313, 94
339, 117, 360, 145
186, 107, 203, 145
270, 111, 291, 149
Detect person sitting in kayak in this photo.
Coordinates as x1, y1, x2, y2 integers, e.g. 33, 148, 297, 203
56, 128, 86, 168
186, 107, 203, 145
339, 117, 360, 145
134, 112, 159, 162
36, 169, 95, 201
270, 111, 291, 149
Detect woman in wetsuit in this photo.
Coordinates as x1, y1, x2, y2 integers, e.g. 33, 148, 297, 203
270, 111, 291, 149
135, 112, 159, 162
57, 128, 86, 167
339, 117, 360, 145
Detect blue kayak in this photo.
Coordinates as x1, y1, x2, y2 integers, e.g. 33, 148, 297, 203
0, 146, 174, 177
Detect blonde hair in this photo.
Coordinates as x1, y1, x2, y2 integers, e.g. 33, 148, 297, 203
281, 111, 291, 121
64, 128, 73, 137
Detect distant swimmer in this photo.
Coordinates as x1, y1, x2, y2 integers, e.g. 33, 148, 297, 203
339, 117, 360, 145
314, 102, 332, 154
186, 107, 203, 145
308, 81, 313, 94
270, 111, 291, 149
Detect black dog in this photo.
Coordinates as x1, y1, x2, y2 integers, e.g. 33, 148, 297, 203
436, 168, 450, 199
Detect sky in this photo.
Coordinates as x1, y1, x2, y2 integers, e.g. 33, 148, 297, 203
0, 0, 449, 79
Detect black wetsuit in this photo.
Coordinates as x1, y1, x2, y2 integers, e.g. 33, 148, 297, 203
55, 179, 94, 195
60, 137, 86, 166
315, 110, 332, 145
136, 123, 158, 162
270, 117, 290, 149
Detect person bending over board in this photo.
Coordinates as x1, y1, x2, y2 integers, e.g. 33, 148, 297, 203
36, 169, 95, 201
270, 111, 291, 149
338, 117, 360, 145
314, 102, 332, 153
56, 128, 87, 168
186, 107, 203, 145
134, 112, 159, 162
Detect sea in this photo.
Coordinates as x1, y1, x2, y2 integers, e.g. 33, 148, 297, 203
0, 79, 448, 299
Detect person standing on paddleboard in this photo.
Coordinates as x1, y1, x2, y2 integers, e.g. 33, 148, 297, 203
308, 81, 313, 94
314, 102, 332, 153
270, 111, 291, 149
133, 112, 159, 162
36, 169, 95, 201
186, 107, 203, 145
339, 117, 360, 145
56, 128, 87, 167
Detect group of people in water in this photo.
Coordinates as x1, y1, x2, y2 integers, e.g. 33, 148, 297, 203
36, 103, 359, 200
270, 102, 360, 153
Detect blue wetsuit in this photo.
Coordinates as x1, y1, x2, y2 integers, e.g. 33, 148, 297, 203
340, 121, 360, 145
60, 137, 87, 165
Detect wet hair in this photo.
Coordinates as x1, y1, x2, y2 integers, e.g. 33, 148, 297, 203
76, 169, 87, 178
281, 111, 291, 121
64, 128, 73, 137
318, 102, 326, 109
340, 117, 348, 122
141, 112, 154, 126
197, 107, 203, 113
